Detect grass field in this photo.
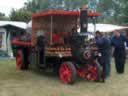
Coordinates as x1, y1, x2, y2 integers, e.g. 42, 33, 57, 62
0, 59, 128, 96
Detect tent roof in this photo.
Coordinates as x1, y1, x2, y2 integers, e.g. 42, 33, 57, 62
0, 21, 27, 29
32, 10, 101, 18
27, 21, 128, 32
88, 23, 128, 32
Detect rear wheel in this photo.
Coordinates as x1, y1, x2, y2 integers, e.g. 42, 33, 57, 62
59, 62, 76, 84
16, 50, 23, 70
16, 50, 28, 70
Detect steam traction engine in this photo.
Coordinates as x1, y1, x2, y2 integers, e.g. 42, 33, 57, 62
12, 8, 104, 84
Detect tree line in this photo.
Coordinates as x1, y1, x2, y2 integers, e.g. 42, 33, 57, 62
0, 0, 128, 25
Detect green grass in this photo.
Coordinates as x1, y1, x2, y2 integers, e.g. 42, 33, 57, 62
0, 59, 128, 96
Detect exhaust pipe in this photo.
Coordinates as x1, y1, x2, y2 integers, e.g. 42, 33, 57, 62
80, 7, 88, 33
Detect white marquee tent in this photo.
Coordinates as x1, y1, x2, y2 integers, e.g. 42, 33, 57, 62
0, 21, 27, 57
88, 23, 128, 32
27, 21, 128, 33
0, 21, 27, 29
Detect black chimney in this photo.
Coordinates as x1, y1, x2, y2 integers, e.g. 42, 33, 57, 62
80, 8, 88, 33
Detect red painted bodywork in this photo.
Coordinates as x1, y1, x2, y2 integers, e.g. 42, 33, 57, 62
12, 38, 32, 46
32, 10, 101, 18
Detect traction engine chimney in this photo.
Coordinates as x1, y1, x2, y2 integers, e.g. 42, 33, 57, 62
80, 7, 88, 33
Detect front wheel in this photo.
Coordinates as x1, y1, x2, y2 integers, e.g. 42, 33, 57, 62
86, 61, 103, 82
59, 62, 77, 84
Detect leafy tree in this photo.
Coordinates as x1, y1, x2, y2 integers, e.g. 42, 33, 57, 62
0, 12, 10, 20
13, 0, 128, 25
64, 0, 87, 10
95, 0, 127, 25
87, 0, 99, 12
24, 0, 87, 13
10, 8, 32, 22
119, 0, 128, 25
0, 12, 5, 17
24, 0, 52, 13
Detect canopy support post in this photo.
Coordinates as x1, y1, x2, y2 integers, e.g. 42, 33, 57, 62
50, 15, 53, 45
93, 17, 96, 33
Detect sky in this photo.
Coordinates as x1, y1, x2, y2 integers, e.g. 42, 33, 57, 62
0, 0, 27, 16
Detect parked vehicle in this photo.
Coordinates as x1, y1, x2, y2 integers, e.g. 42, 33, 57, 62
12, 8, 103, 84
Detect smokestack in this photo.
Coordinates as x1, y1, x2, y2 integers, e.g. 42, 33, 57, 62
80, 7, 88, 33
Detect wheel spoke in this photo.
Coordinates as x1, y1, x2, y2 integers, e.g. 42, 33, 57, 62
59, 62, 76, 84
86, 65, 97, 81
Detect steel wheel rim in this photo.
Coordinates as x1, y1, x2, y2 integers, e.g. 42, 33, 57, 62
59, 64, 72, 84
16, 51, 22, 70
86, 65, 97, 81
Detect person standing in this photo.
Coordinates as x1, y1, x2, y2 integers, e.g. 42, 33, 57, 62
104, 33, 113, 77
95, 31, 111, 81
111, 30, 128, 74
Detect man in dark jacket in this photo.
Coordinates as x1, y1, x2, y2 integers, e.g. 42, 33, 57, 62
95, 31, 111, 80
111, 30, 128, 74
